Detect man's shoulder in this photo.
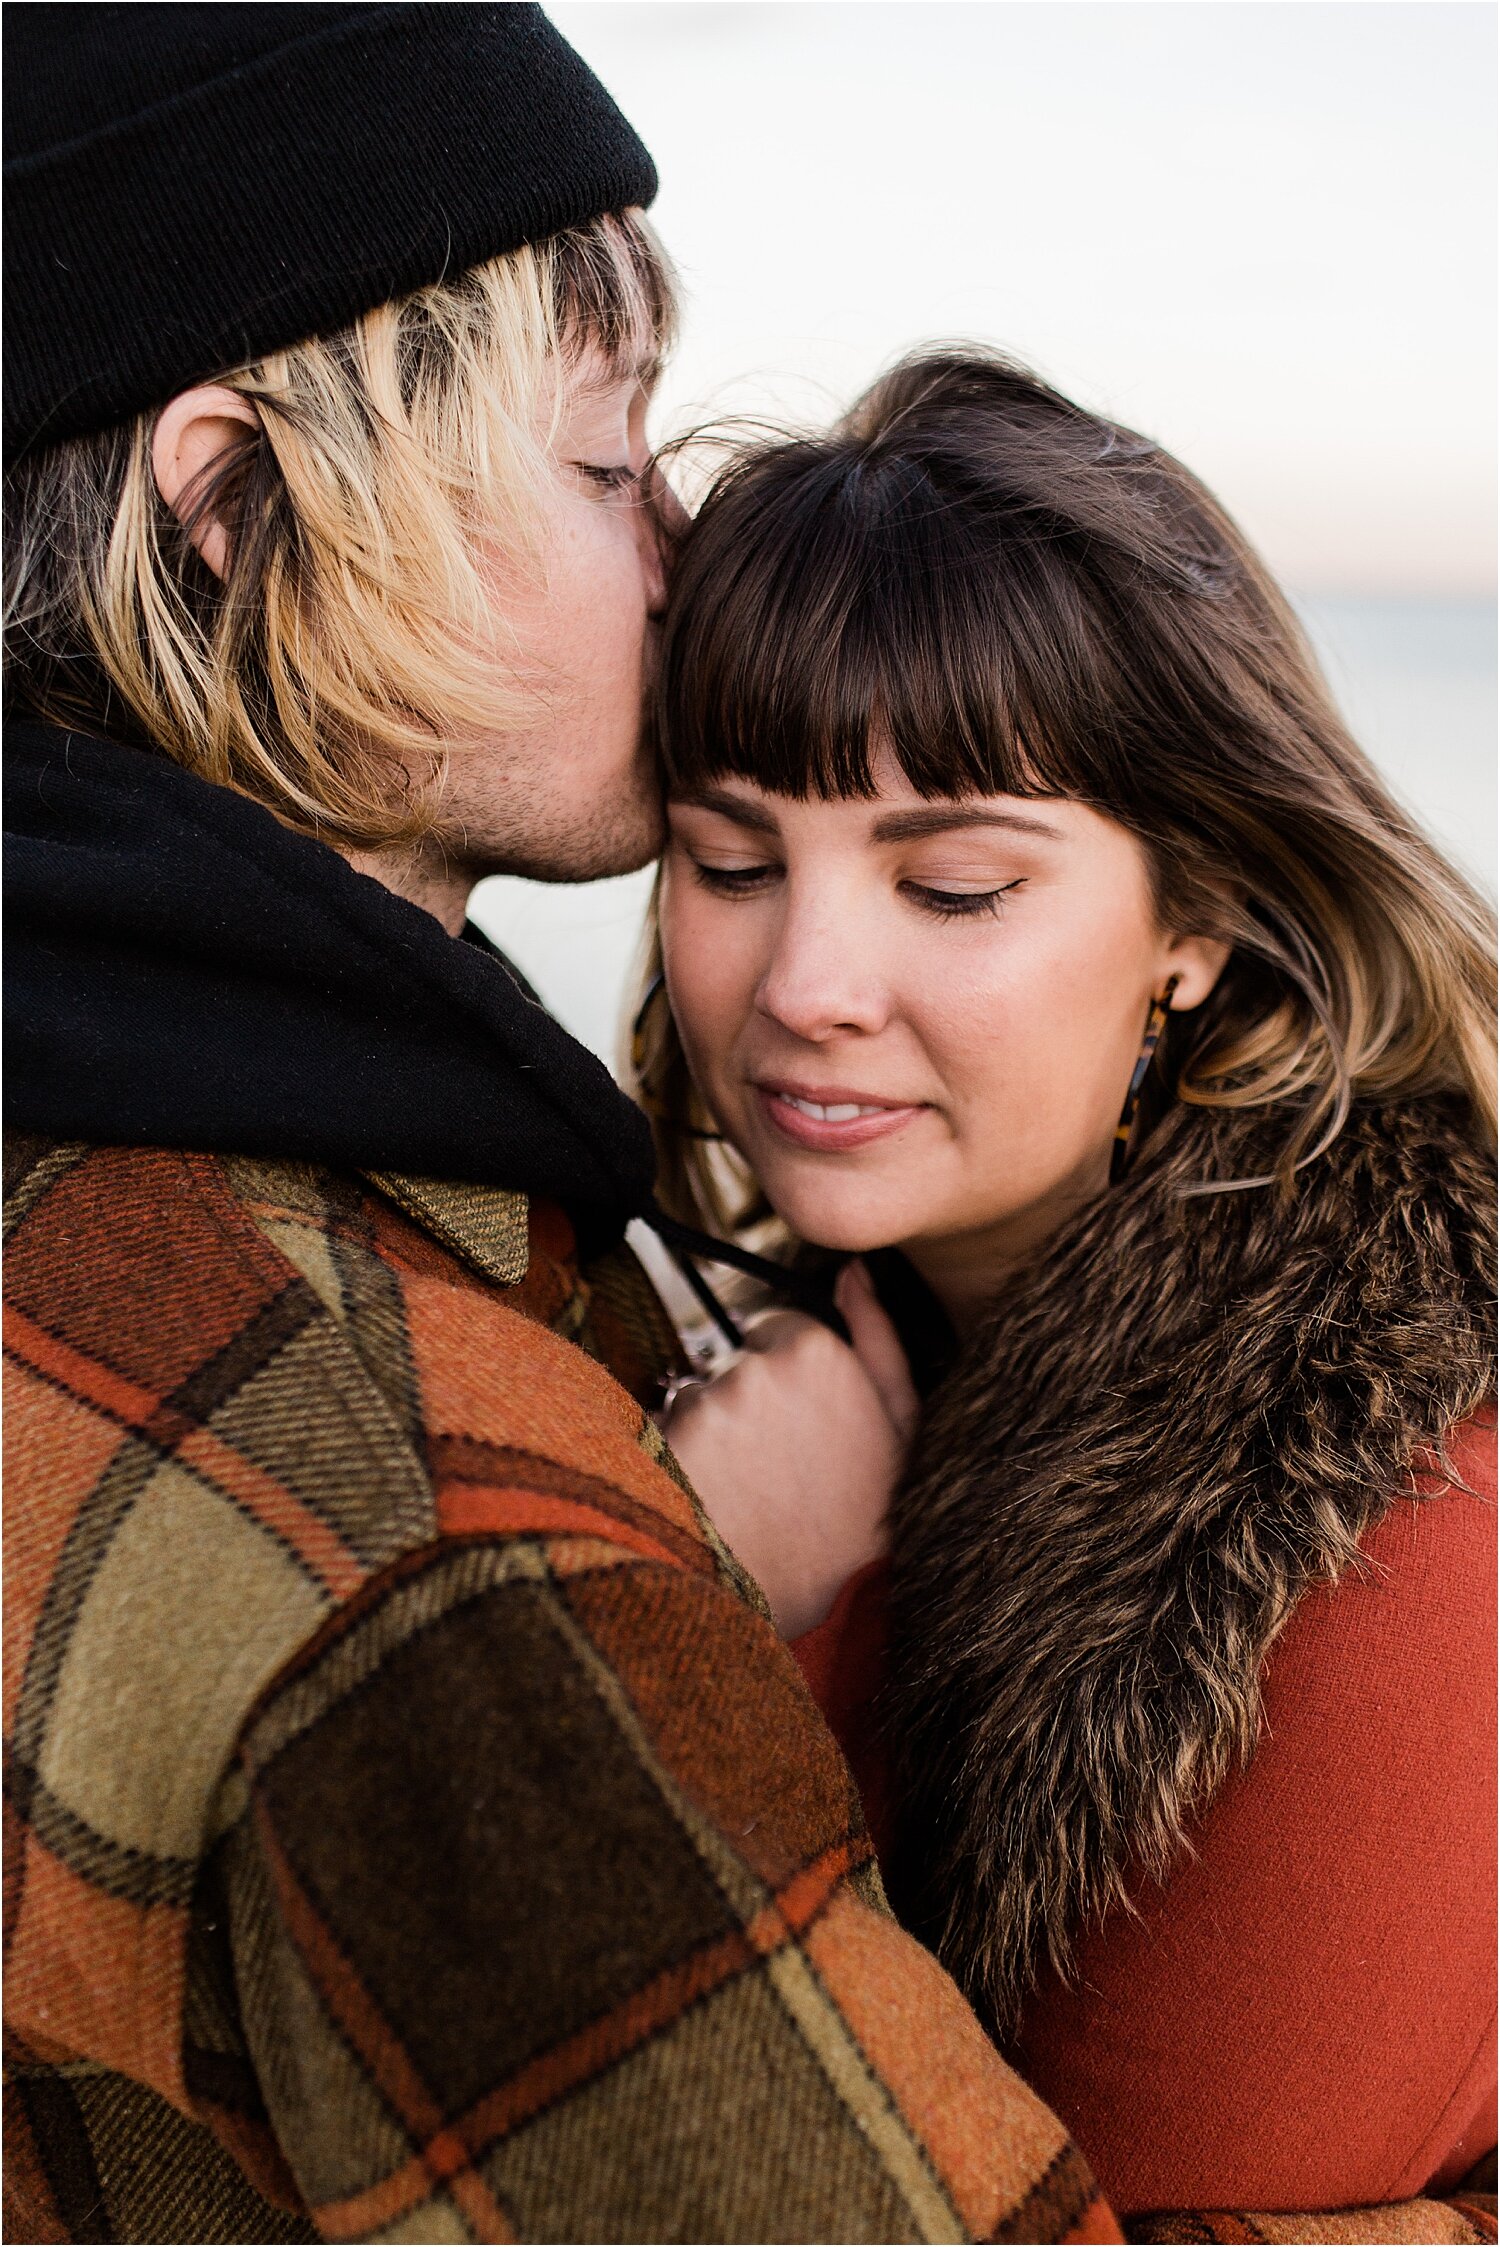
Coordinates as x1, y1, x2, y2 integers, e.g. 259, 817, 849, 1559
3, 1134, 738, 2105
5, 1129, 651, 1362
4, 1135, 451, 1556
2, 1130, 726, 1810
3, 1132, 700, 1573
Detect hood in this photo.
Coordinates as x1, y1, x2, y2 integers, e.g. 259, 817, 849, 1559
4, 719, 657, 1255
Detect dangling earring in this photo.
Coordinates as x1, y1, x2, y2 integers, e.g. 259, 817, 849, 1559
630, 972, 667, 1087
630, 974, 725, 1143
1110, 974, 1180, 1186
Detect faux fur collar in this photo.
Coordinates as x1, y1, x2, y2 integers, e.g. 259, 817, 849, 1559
882, 1095, 1495, 2039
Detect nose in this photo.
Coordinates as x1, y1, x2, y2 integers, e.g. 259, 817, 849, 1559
755, 894, 892, 1043
640, 460, 688, 618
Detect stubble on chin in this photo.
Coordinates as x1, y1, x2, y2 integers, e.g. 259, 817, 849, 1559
437, 734, 667, 886
466, 778, 665, 884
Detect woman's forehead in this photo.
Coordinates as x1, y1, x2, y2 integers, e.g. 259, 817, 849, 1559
670, 770, 1081, 846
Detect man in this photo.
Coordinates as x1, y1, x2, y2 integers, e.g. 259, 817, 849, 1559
3, 8, 1118, 2239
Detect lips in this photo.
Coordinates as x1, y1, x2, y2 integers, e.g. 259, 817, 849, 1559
778, 1094, 891, 1123
753, 1079, 928, 1153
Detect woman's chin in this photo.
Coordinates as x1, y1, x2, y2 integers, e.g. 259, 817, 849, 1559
768, 1192, 917, 1258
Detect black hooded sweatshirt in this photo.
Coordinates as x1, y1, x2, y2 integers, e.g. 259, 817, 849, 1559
4, 719, 661, 1258
4, 718, 856, 1345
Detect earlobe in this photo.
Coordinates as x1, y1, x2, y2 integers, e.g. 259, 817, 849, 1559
150, 384, 261, 580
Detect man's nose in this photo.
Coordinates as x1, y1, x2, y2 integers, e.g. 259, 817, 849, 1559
640, 461, 688, 616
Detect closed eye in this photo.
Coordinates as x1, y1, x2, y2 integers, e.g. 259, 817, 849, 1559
688, 858, 779, 896
574, 461, 641, 493
902, 879, 1026, 920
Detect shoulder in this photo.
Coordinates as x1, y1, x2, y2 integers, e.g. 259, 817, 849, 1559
1231, 1411, 1497, 1961
4, 1141, 434, 1574
1015, 1420, 1497, 2211
1214, 1409, 1496, 1921
5, 1134, 719, 1578
1260, 1408, 1495, 1741
3, 1136, 730, 1896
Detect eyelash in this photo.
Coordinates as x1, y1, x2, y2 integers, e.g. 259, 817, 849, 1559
915, 881, 1024, 920
689, 861, 1025, 920
576, 462, 639, 493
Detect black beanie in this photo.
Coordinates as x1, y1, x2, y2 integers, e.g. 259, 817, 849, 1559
3, 3, 658, 462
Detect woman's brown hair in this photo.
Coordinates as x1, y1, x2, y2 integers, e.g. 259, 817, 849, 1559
634, 348, 1495, 1235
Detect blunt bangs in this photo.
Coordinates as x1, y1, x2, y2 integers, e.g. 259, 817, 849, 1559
652, 356, 1237, 810
658, 440, 1083, 805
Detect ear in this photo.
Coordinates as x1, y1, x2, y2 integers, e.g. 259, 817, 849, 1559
150, 385, 261, 579
1161, 929, 1233, 1012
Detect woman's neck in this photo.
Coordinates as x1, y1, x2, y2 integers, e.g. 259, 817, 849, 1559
900, 1157, 1109, 1335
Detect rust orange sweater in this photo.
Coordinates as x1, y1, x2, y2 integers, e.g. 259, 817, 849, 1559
792, 1415, 1498, 2217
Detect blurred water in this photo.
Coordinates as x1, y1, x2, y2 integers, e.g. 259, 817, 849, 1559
470, 596, 1497, 1069
1294, 596, 1495, 895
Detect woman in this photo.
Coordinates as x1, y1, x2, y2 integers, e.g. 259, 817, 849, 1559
636, 350, 1497, 2220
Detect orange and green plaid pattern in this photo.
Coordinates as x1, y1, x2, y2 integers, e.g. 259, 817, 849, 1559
4, 1135, 1119, 2245
1127, 2197, 1497, 2245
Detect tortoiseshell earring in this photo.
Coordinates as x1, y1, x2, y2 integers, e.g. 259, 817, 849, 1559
1110, 974, 1180, 1186
630, 972, 667, 1090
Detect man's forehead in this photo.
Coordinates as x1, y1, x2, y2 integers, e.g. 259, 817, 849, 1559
567, 335, 662, 398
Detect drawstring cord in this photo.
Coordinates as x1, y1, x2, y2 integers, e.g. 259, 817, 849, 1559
639, 1198, 852, 1352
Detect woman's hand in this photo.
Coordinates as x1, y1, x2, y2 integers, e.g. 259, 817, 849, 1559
663, 1262, 919, 1639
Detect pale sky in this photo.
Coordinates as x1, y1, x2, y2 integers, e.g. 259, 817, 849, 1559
552, 0, 1497, 596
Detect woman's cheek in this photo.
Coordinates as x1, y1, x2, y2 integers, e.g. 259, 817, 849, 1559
911, 942, 1026, 1078
920, 950, 1079, 1153
663, 893, 744, 1101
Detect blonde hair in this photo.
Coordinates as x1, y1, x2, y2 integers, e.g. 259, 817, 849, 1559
4, 211, 676, 849
632, 348, 1496, 1237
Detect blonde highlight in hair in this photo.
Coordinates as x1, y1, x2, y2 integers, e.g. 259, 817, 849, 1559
5, 211, 676, 849
633, 348, 1495, 1234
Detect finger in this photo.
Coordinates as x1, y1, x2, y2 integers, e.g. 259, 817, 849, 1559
740, 1308, 821, 1357
658, 1363, 737, 1432
835, 1261, 920, 1440
658, 1387, 704, 1437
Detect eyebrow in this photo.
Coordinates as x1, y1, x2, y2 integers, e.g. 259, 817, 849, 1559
672, 787, 1065, 845
670, 786, 781, 834
869, 806, 1066, 844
